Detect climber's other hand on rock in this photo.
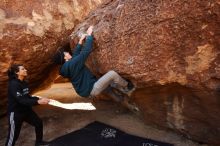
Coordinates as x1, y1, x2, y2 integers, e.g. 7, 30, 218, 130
79, 33, 87, 44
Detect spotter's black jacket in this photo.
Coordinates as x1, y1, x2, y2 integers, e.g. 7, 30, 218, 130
7, 78, 39, 113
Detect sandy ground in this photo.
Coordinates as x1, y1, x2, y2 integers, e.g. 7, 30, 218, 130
0, 83, 208, 146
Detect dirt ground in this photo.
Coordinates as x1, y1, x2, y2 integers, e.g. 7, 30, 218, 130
0, 83, 208, 146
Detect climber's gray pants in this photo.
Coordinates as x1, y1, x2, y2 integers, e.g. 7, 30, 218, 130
90, 70, 128, 97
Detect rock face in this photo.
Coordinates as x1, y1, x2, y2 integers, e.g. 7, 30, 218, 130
70, 0, 220, 145
0, 0, 103, 115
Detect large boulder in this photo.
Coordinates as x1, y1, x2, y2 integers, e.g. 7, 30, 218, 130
0, 0, 103, 116
70, 0, 220, 145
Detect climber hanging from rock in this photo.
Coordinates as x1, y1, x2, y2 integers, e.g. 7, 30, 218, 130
53, 26, 137, 110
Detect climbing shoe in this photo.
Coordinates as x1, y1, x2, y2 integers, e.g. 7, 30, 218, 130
122, 80, 136, 97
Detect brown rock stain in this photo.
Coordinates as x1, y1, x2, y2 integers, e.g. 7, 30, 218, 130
166, 96, 185, 130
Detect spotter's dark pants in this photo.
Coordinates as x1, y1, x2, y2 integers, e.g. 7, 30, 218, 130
5, 110, 43, 146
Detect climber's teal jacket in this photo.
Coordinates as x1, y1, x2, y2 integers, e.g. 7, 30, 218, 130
60, 36, 97, 97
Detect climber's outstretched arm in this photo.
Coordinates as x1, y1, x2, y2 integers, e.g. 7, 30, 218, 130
72, 44, 82, 58
72, 26, 93, 57
68, 26, 94, 70
72, 35, 93, 67
72, 33, 87, 57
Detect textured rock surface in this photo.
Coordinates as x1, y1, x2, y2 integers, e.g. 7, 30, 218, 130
70, 0, 220, 145
0, 0, 103, 115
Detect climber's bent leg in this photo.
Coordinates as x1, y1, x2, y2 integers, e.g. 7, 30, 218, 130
90, 70, 128, 97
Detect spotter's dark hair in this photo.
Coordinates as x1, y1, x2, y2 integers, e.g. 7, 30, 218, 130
7, 64, 23, 80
